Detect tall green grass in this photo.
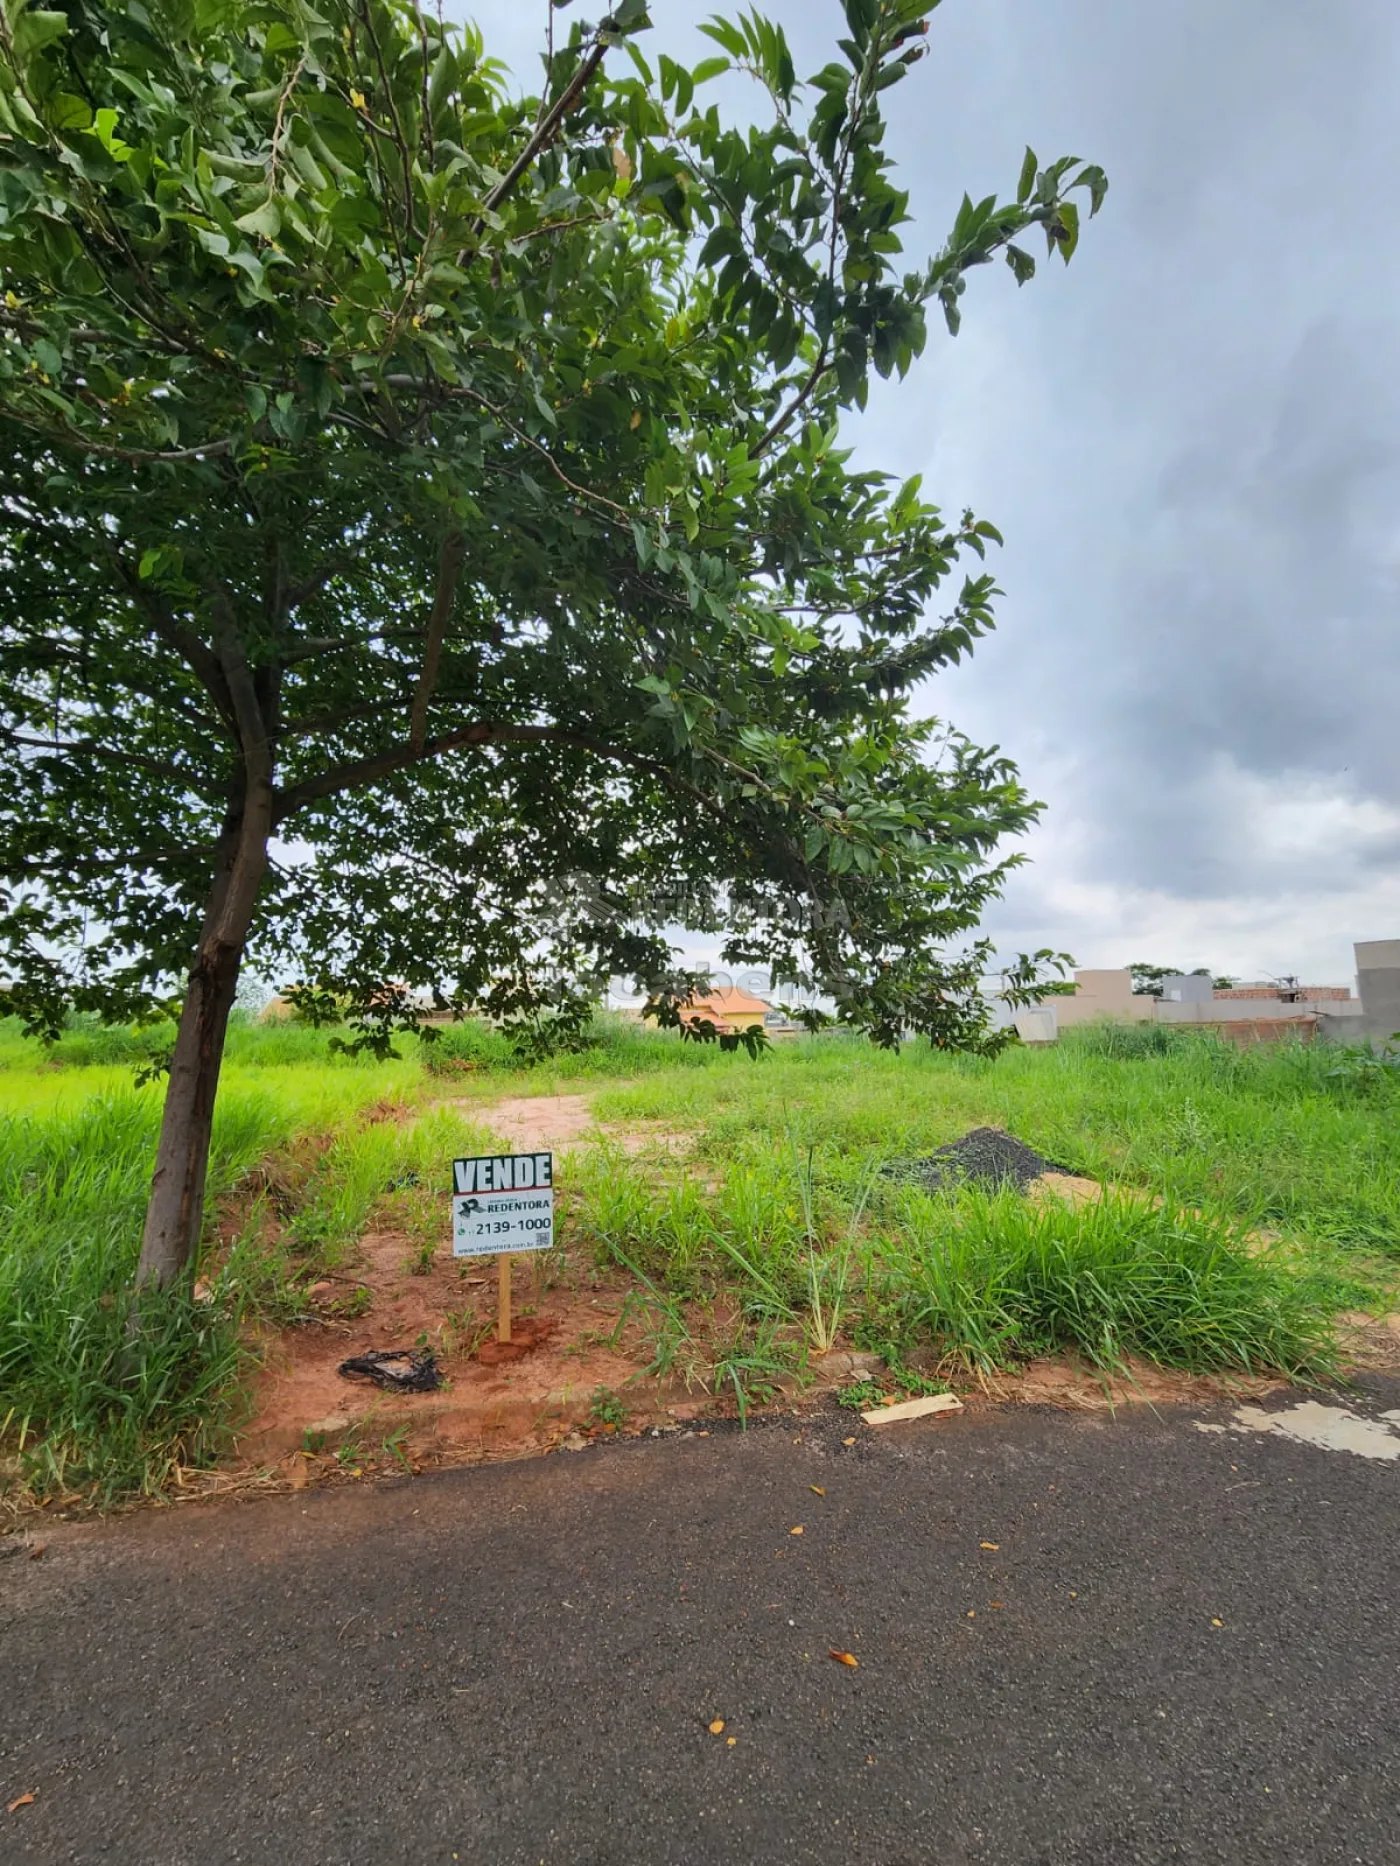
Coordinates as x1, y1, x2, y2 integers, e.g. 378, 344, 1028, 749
0, 1008, 731, 1106
590, 1027, 1400, 1256
878, 1189, 1338, 1378
0, 1089, 293, 1500
0, 1065, 439, 1503
569, 1138, 1346, 1400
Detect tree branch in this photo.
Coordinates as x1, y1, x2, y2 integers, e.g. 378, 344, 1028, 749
11, 409, 237, 465
278, 692, 416, 742
275, 721, 548, 819
359, 0, 419, 238
752, 354, 833, 459
460, 33, 610, 253
273, 721, 730, 828
1, 729, 224, 793
368, 376, 633, 521
106, 548, 237, 726
265, 52, 308, 196
409, 527, 465, 751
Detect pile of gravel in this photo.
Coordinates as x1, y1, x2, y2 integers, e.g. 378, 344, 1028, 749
886, 1126, 1056, 1196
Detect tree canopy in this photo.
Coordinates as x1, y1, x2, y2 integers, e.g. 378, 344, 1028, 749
0, 0, 1104, 1280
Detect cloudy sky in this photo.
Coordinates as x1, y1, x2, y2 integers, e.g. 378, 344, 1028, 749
469, 1, 1400, 987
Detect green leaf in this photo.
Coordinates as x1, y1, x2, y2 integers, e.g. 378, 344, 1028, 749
88, 108, 133, 162
1004, 244, 1035, 287
1074, 163, 1110, 216
234, 200, 281, 240
698, 19, 746, 57
12, 5, 68, 61
47, 92, 93, 131
1055, 199, 1080, 262
1016, 146, 1037, 205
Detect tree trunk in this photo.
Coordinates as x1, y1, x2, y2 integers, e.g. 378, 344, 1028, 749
135, 799, 271, 1290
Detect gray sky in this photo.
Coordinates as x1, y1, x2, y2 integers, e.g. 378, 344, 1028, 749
469, 1, 1400, 986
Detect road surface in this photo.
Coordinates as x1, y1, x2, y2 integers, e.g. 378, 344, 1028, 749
4, 1376, 1399, 1865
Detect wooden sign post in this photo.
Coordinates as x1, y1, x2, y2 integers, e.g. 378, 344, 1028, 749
498, 1252, 513, 1344
450, 1151, 555, 1344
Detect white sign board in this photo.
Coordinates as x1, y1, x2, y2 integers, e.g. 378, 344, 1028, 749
451, 1151, 554, 1257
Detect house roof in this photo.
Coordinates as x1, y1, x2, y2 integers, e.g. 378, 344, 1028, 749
677, 986, 773, 1031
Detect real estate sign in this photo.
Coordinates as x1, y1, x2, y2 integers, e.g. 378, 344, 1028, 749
451, 1151, 555, 1258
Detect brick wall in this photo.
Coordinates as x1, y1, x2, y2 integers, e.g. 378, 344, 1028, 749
1213, 986, 1350, 1001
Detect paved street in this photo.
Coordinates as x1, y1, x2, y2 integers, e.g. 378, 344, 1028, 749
4, 1378, 1399, 1866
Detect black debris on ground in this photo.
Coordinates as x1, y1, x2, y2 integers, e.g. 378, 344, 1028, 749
887, 1125, 1058, 1195
337, 1348, 442, 1393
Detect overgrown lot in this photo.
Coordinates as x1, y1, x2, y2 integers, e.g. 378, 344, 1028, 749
2, 1014, 1396, 1506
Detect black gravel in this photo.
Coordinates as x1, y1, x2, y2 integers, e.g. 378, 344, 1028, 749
4, 1377, 1399, 1866
889, 1123, 1057, 1193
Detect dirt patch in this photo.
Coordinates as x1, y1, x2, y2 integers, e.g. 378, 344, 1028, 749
237, 1220, 685, 1474
476, 1317, 558, 1365
232, 1088, 714, 1483
1335, 1310, 1400, 1371
450, 1091, 692, 1157
967, 1352, 1285, 1412
1028, 1170, 1105, 1208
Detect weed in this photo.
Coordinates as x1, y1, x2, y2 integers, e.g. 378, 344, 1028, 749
882, 1187, 1339, 1380
330, 1285, 374, 1321
604, 1244, 709, 1389
833, 1363, 945, 1410
711, 1319, 805, 1425
406, 1238, 437, 1277
441, 1306, 492, 1360
613, 1288, 709, 1390
382, 1427, 414, 1474
588, 1386, 626, 1431
794, 1143, 876, 1354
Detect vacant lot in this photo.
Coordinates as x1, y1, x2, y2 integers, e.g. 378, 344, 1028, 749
2, 1014, 1397, 1510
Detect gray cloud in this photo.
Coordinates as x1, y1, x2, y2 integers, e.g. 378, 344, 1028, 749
466, 1, 1400, 980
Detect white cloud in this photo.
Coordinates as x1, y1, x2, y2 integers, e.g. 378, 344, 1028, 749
983, 760, 1400, 983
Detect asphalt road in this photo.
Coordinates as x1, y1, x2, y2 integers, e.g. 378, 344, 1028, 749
4, 1378, 1399, 1866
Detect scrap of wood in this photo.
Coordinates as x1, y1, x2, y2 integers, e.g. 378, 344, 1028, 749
860, 1392, 964, 1426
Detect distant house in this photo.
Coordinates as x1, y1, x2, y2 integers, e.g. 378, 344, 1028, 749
999, 962, 1371, 1047
676, 986, 779, 1036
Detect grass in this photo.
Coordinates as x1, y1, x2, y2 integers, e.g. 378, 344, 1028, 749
1, 1010, 1395, 1504
564, 1026, 1400, 1408
570, 1141, 1357, 1406
587, 1026, 1400, 1255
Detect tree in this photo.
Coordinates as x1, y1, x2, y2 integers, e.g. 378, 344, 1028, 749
1130, 965, 1181, 997
0, 0, 1105, 1289
1128, 965, 1232, 997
